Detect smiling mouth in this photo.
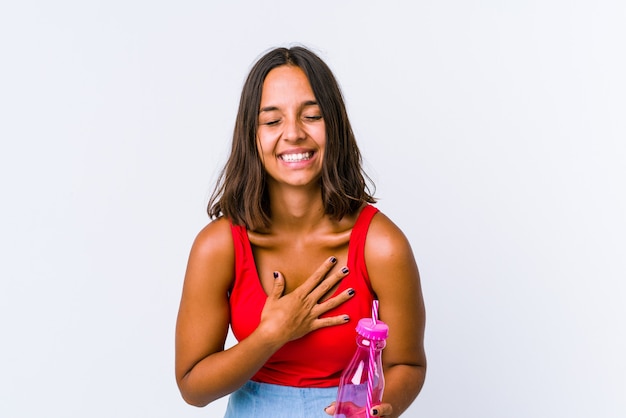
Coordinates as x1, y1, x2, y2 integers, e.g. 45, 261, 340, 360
279, 151, 314, 162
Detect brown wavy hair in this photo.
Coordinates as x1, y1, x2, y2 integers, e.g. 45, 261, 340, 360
207, 46, 375, 230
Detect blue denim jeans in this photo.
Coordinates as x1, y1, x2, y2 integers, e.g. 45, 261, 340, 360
224, 380, 338, 418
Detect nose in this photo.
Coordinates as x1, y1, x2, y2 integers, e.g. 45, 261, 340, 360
282, 116, 305, 142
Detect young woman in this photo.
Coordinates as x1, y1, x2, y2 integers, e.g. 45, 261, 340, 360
175, 46, 426, 418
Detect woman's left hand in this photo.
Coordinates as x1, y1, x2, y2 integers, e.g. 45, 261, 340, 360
324, 401, 393, 417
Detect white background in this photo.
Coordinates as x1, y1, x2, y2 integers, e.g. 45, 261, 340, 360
1, 1, 625, 417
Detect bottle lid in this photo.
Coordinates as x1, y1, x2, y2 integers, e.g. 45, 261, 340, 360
356, 318, 389, 341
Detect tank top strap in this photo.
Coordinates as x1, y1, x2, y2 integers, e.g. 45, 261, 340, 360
230, 222, 248, 260
347, 204, 379, 293
230, 221, 260, 290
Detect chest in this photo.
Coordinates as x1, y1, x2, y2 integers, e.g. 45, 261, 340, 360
251, 236, 350, 296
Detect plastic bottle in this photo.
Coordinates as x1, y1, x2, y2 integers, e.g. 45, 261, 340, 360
334, 317, 389, 418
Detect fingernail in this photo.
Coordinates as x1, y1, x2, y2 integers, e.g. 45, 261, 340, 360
372, 408, 379, 416
330, 256, 337, 263
273, 271, 279, 279
347, 288, 355, 296
343, 315, 350, 322
341, 267, 349, 274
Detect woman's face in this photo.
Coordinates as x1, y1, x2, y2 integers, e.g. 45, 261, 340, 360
256, 65, 326, 189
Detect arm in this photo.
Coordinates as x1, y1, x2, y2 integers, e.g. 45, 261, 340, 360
175, 218, 271, 406
175, 218, 355, 407
366, 213, 426, 417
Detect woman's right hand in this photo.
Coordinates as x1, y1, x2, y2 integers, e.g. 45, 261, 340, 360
257, 256, 355, 345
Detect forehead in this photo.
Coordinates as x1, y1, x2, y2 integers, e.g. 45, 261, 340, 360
260, 65, 316, 106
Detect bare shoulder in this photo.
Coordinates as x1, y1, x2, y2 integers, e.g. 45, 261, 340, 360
364, 211, 421, 297
365, 211, 415, 264
191, 217, 234, 256
184, 217, 235, 291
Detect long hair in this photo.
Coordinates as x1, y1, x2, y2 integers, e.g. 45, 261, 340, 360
207, 46, 375, 230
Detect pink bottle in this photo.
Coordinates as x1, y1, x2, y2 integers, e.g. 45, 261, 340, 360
334, 317, 389, 418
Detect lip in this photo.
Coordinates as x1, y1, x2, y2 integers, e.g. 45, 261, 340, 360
278, 147, 315, 156
278, 148, 315, 159
277, 148, 317, 167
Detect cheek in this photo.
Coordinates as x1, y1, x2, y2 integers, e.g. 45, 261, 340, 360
313, 124, 327, 147
256, 134, 269, 155
256, 130, 277, 153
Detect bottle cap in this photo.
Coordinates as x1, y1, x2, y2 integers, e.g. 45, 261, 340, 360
356, 318, 389, 341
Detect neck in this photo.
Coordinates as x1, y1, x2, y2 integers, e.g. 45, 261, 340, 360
267, 184, 327, 233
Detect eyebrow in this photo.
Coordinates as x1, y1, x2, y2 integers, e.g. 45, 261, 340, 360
259, 100, 319, 114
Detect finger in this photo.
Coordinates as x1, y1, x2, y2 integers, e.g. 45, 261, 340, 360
308, 266, 349, 302
324, 402, 336, 415
311, 313, 351, 331
269, 271, 285, 299
297, 256, 338, 295
315, 287, 355, 314
371, 403, 393, 417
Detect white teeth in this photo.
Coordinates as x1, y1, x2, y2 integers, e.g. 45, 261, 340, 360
280, 152, 312, 162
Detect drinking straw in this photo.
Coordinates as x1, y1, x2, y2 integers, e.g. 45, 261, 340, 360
372, 300, 379, 324
366, 300, 379, 415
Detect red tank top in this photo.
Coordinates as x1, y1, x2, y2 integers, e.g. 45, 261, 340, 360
228, 204, 379, 388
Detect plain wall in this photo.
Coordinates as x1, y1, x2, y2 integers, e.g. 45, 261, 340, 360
1, 1, 624, 417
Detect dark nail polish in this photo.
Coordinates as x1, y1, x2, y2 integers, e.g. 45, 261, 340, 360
347, 288, 355, 296
372, 409, 379, 416
273, 271, 279, 279
343, 315, 350, 322
341, 267, 349, 274
330, 256, 337, 263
